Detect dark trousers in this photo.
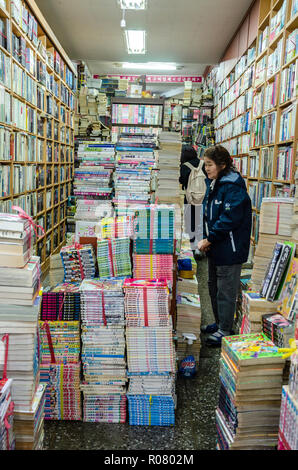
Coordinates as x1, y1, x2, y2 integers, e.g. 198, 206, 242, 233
207, 257, 242, 333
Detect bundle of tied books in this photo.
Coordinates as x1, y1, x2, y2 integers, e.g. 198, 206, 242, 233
176, 293, 201, 361
49, 253, 64, 286
216, 333, 286, 450
0, 212, 35, 267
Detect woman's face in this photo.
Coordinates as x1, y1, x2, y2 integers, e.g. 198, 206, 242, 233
204, 157, 226, 180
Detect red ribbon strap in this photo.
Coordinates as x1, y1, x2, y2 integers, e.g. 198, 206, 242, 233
42, 321, 56, 364
108, 239, 115, 277
101, 290, 107, 326
1, 334, 9, 382
12, 205, 45, 238
143, 287, 148, 327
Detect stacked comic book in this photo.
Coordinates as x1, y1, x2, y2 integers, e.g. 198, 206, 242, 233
125, 278, 175, 426
278, 350, 298, 450
216, 333, 285, 450
80, 279, 127, 423
60, 244, 97, 282
0, 377, 15, 450
97, 237, 131, 279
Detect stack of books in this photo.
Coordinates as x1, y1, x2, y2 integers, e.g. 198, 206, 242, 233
77, 142, 115, 170
216, 333, 285, 450
240, 291, 281, 334
75, 200, 113, 221
39, 362, 81, 420
133, 254, 174, 284
0, 214, 44, 448
97, 237, 131, 279
49, 253, 64, 286
74, 166, 113, 199
13, 383, 46, 450
99, 216, 134, 239
39, 320, 80, 364
0, 213, 34, 267
0, 377, 15, 450
125, 277, 175, 426
278, 351, 298, 450
156, 132, 182, 205
133, 205, 175, 254
60, 243, 97, 282
40, 284, 81, 321
176, 293, 201, 362
80, 279, 127, 423
251, 198, 294, 290
262, 313, 295, 347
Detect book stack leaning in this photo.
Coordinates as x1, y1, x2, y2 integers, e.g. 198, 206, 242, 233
216, 333, 285, 450
0, 212, 45, 450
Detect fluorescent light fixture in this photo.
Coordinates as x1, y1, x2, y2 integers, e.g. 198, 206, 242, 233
122, 62, 177, 71
124, 30, 146, 54
119, 0, 147, 9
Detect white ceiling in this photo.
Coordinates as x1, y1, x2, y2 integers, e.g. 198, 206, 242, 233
35, 0, 254, 78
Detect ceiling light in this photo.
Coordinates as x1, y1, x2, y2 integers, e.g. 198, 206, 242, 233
124, 30, 146, 54
122, 62, 177, 71
119, 0, 147, 9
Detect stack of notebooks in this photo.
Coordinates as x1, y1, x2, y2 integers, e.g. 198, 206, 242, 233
216, 333, 285, 450
60, 244, 97, 282
278, 351, 298, 450
99, 216, 134, 239
125, 277, 175, 426
133, 254, 174, 284
176, 293, 201, 362
251, 198, 294, 290
97, 237, 131, 279
133, 205, 175, 254
0, 377, 15, 450
39, 362, 81, 421
40, 284, 81, 321
13, 383, 46, 450
80, 279, 127, 423
0, 213, 34, 268
156, 132, 182, 205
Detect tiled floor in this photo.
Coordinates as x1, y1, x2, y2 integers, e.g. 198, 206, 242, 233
43, 256, 221, 450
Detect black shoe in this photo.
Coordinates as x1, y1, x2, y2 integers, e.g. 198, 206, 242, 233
200, 323, 218, 334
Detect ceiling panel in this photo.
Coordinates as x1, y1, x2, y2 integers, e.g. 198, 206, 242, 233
35, 0, 255, 74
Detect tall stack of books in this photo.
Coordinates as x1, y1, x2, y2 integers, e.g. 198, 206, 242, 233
176, 293, 201, 362
216, 333, 285, 450
60, 243, 97, 283
125, 279, 176, 426
80, 279, 127, 423
278, 350, 298, 450
251, 198, 294, 290
0, 377, 15, 450
0, 213, 44, 449
156, 132, 182, 205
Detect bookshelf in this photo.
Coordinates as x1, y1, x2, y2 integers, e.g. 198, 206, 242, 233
212, 0, 298, 255
0, 0, 77, 274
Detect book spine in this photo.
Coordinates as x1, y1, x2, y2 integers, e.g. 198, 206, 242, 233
261, 243, 283, 297
266, 245, 292, 301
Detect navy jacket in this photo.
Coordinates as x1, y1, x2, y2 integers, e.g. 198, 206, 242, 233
203, 170, 252, 266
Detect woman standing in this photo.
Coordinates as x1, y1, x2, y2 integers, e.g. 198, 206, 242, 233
198, 145, 252, 347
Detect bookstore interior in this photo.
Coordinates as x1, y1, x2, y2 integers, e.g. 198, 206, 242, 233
0, 0, 298, 454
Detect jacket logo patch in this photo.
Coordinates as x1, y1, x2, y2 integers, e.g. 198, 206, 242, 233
214, 200, 222, 205
225, 203, 231, 210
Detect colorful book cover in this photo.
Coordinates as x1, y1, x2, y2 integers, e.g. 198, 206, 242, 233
222, 333, 285, 366
278, 257, 298, 320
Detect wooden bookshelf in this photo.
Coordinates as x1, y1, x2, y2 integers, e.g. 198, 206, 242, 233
0, 0, 77, 273
211, 0, 298, 256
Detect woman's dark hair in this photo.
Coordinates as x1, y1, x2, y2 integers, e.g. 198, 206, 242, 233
204, 145, 236, 176
180, 145, 198, 165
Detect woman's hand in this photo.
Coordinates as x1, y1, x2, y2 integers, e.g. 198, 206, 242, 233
197, 239, 211, 252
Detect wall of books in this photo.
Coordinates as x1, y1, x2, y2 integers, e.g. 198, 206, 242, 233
0, 0, 77, 273
209, 0, 298, 259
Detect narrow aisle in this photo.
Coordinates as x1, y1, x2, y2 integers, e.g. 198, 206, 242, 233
43, 256, 220, 451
